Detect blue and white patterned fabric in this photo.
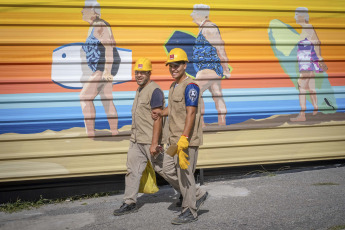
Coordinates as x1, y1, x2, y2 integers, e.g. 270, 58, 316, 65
82, 28, 101, 72
192, 27, 223, 77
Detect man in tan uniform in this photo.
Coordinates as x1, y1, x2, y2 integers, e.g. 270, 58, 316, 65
152, 48, 209, 224
113, 57, 180, 216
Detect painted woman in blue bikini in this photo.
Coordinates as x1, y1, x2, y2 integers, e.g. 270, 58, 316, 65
81, 0, 121, 137
191, 4, 231, 126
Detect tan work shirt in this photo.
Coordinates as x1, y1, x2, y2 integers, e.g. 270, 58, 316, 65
130, 81, 165, 144
168, 77, 203, 147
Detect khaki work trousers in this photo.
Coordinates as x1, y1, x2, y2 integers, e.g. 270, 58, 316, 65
123, 141, 180, 204
163, 146, 206, 218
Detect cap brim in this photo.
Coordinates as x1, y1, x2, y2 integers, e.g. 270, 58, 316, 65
166, 61, 179, 66
165, 61, 188, 66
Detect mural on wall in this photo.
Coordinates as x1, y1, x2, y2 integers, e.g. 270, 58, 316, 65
0, 1, 344, 137
268, 7, 338, 122
0, 0, 344, 182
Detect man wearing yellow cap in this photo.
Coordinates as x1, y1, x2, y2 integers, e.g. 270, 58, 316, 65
152, 48, 208, 224
114, 57, 180, 216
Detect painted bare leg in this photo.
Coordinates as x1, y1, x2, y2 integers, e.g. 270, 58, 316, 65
196, 69, 224, 127
100, 82, 119, 135
291, 76, 307, 122
200, 97, 206, 128
80, 72, 102, 137
80, 98, 96, 137
310, 92, 318, 115
308, 73, 318, 115
195, 75, 210, 128
210, 81, 227, 126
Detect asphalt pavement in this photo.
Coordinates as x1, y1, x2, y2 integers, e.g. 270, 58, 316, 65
1, 163, 345, 230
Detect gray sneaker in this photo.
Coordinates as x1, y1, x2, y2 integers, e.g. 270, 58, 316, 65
113, 203, 138, 216
196, 191, 209, 211
171, 209, 198, 225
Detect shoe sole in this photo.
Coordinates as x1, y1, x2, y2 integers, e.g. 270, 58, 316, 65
196, 192, 210, 212
171, 217, 198, 225
113, 208, 138, 216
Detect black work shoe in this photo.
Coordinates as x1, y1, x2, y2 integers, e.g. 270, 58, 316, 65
176, 194, 183, 207
171, 209, 198, 225
196, 191, 209, 211
113, 203, 138, 216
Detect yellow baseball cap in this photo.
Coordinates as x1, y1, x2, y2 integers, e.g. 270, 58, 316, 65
134, 57, 152, 71
166, 48, 189, 65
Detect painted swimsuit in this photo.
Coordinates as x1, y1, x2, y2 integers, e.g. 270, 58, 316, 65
192, 26, 223, 77
297, 38, 321, 72
82, 22, 120, 76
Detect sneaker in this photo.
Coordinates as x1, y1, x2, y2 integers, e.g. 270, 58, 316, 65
113, 203, 138, 216
176, 194, 183, 207
171, 209, 198, 225
196, 191, 209, 211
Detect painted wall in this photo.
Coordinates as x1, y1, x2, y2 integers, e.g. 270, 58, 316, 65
0, 0, 344, 182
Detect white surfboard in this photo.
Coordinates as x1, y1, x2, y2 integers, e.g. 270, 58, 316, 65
51, 43, 132, 89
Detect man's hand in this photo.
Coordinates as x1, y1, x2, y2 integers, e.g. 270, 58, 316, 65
151, 110, 162, 121
150, 144, 158, 156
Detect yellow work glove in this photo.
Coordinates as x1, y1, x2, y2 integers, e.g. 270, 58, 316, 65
177, 135, 190, 169
177, 135, 189, 150
178, 149, 190, 170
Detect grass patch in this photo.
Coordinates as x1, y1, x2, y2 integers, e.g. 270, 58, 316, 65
0, 196, 51, 213
328, 224, 345, 230
312, 182, 339, 186
245, 165, 290, 177
0, 191, 119, 213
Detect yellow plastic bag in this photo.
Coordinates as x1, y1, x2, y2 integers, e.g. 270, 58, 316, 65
139, 161, 159, 194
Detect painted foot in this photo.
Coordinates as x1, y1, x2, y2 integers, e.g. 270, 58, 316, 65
290, 114, 306, 122
218, 116, 226, 126
111, 129, 119, 136
87, 131, 95, 138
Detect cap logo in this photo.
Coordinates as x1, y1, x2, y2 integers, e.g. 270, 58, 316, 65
138, 64, 143, 69
170, 54, 175, 60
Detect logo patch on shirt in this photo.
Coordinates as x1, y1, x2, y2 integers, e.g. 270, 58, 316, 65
188, 88, 197, 102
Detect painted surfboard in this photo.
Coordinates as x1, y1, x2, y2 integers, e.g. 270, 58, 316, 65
51, 43, 132, 89
268, 19, 337, 113
164, 30, 232, 79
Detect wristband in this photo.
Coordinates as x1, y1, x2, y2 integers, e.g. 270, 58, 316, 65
182, 135, 189, 139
